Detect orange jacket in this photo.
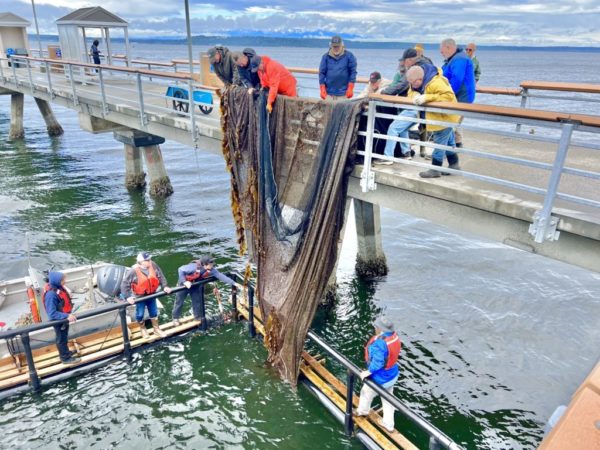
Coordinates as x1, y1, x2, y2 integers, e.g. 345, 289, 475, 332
257, 56, 297, 107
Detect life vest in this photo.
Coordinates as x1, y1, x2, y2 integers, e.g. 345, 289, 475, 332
42, 283, 73, 314
364, 332, 401, 370
131, 264, 160, 296
184, 268, 211, 282
28, 287, 42, 323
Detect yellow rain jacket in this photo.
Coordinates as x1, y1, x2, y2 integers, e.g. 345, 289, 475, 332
408, 68, 460, 131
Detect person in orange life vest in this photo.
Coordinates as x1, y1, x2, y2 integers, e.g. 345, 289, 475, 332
357, 316, 401, 432
249, 55, 297, 114
172, 255, 236, 326
43, 271, 80, 364
120, 252, 172, 339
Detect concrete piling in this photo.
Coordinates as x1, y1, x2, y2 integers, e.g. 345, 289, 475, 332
142, 145, 174, 198
124, 144, 146, 189
8, 93, 24, 140
354, 199, 388, 278
34, 98, 64, 137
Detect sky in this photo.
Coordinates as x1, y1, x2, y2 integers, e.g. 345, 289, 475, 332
8, 0, 600, 46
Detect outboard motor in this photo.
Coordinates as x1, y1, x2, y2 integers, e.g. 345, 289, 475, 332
95, 264, 128, 297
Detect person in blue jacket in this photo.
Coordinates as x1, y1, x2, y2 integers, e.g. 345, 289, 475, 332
356, 316, 401, 432
319, 35, 357, 101
172, 255, 236, 328
440, 38, 476, 148
44, 271, 80, 364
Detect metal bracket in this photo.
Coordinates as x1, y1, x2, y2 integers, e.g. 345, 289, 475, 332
360, 168, 376, 192
529, 211, 560, 242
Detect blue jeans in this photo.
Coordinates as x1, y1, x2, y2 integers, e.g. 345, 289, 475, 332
135, 298, 158, 322
431, 127, 458, 166
172, 284, 205, 321
53, 323, 71, 361
383, 109, 418, 157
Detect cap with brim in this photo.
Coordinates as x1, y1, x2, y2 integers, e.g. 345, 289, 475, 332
401, 48, 418, 61
207, 47, 217, 64
374, 316, 394, 332
369, 71, 381, 83
136, 252, 151, 263
199, 255, 215, 266
249, 55, 261, 72
330, 35, 342, 46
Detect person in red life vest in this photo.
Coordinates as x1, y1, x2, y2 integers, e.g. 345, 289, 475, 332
356, 316, 401, 432
249, 55, 297, 114
120, 252, 172, 339
172, 255, 236, 327
43, 271, 80, 364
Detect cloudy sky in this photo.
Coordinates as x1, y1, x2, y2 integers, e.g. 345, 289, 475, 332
9, 0, 600, 46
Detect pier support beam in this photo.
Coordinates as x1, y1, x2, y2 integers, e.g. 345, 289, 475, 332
124, 144, 146, 189
354, 199, 388, 278
8, 93, 24, 140
114, 130, 172, 197
142, 145, 173, 198
34, 98, 64, 137
322, 198, 352, 306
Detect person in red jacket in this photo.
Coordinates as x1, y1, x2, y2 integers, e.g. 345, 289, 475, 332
249, 55, 297, 113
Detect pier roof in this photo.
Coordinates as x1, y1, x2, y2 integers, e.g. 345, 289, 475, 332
56, 7, 127, 27
0, 12, 31, 28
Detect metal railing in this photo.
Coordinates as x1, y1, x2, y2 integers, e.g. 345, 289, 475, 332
0, 275, 226, 392
358, 95, 600, 244
0, 55, 219, 148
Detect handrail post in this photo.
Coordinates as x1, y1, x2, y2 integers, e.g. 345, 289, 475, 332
344, 370, 355, 436
516, 88, 528, 131
429, 436, 442, 450
11, 56, 18, 86
119, 308, 132, 362
21, 332, 41, 392
44, 61, 53, 97
98, 67, 108, 117
188, 79, 197, 146
529, 121, 575, 243
26, 58, 34, 92
360, 101, 377, 192
136, 73, 147, 127
67, 64, 78, 106
248, 285, 256, 337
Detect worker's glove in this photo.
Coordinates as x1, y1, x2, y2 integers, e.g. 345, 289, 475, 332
413, 94, 427, 106
266, 103, 273, 114
319, 84, 327, 100
345, 82, 355, 98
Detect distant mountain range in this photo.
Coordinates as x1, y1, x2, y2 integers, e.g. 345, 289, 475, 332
30, 34, 600, 52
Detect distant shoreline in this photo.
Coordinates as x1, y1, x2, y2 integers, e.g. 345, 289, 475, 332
29, 34, 600, 52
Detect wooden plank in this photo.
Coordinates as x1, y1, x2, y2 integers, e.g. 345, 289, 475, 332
476, 86, 522, 96
302, 352, 418, 450
301, 364, 399, 450
521, 80, 600, 94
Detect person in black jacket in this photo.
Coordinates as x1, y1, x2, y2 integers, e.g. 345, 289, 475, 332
232, 48, 260, 89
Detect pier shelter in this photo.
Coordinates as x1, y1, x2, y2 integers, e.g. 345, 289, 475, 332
0, 12, 30, 69
56, 6, 130, 67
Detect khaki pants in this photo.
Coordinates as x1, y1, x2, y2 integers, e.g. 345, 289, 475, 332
454, 116, 464, 145
327, 95, 345, 102
357, 381, 396, 430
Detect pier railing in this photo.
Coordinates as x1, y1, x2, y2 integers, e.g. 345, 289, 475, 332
0, 55, 219, 148
359, 94, 600, 244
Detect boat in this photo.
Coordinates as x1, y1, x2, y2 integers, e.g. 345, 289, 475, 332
0, 262, 163, 360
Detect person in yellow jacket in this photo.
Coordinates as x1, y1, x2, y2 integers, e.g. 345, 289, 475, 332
405, 65, 461, 178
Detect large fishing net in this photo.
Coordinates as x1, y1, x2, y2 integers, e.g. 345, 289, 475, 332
221, 87, 364, 384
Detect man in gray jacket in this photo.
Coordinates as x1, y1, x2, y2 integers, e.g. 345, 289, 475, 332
207, 46, 239, 86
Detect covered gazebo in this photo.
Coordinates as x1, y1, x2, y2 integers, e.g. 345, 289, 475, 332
0, 12, 30, 68
56, 6, 130, 66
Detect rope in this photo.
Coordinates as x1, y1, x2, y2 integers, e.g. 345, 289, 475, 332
95, 311, 122, 353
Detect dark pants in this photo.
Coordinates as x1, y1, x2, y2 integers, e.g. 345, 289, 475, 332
172, 284, 205, 321
53, 323, 71, 361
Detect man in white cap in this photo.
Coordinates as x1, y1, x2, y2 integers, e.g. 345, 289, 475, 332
120, 252, 172, 338
357, 315, 402, 432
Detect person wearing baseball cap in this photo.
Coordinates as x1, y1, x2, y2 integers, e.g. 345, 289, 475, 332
357, 71, 391, 98
248, 54, 297, 114
206, 45, 239, 86
172, 254, 237, 329
319, 35, 358, 101
120, 252, 172, 339
356, 315, 402, 432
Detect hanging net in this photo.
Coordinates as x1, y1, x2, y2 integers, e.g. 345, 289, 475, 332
221, 87, 364, 384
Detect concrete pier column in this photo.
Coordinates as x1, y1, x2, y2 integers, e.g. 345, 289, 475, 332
124, 144, 146, 189
34, 98, 64, 137
322, 198, 352, 306
115, 130, 172, 197
142, 145, 174, 198
8, 93, 25, 140
354, 199, 388, 278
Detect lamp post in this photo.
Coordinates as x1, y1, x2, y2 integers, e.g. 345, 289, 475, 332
31, 0, 43, 57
